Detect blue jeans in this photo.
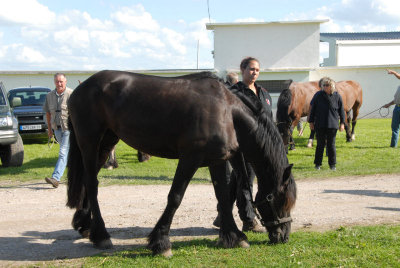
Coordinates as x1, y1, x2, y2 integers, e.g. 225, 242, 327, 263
391, 106, 400, 147
52, 129, 70, 181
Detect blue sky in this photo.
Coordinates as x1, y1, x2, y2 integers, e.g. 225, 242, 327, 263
1, 0, 399, 71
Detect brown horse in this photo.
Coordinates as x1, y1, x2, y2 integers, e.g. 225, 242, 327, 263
276, 80, 363, 149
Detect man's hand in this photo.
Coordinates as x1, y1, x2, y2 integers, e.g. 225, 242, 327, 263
339, 123, 345, 132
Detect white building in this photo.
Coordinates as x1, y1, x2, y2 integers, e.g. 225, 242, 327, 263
1, 21, 400, 118
321, 32, 400, 67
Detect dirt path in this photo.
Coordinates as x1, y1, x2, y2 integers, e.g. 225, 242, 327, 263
0, 174, 399, 266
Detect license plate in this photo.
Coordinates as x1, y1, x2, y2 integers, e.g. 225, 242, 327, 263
20, 124, 42, 130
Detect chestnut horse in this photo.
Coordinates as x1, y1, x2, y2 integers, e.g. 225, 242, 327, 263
66, 70, 296, 256
276, 80, 363, 150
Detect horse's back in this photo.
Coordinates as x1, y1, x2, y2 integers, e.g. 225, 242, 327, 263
69, 70, 241, 161
289, 81, 319, 117
336, 80, 363, 111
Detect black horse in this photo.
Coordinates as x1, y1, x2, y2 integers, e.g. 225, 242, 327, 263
66, 70, 297, 256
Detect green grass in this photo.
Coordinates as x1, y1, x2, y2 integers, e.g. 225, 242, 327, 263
1, 118, 398, 185
81, 225, 399, 267
2, 119, 399, 266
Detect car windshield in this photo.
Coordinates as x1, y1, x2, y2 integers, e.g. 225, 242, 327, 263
8, 90, 49, 106
0, 90, 5, 105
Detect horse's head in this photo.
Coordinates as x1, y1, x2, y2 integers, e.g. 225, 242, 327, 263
276, 120, 292, 149
254, 164, 296, 244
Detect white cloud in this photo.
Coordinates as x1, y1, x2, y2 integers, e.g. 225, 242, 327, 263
234, 18, 265, 23
125, 31, 165, 48
53, 27, 90, 49
162, 28, 186, 54
16, 46, 46, 63
0, 0, 55, 27
111, 4, 160, 32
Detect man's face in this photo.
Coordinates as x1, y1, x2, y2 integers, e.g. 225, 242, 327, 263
54, 75, 67, 93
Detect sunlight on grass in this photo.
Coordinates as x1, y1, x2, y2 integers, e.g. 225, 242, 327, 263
0, 118, 399, 184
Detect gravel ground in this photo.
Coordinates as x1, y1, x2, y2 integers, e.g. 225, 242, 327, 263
0, 174, 399, 266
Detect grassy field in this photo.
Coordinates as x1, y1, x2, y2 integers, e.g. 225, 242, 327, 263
1, 118, 399, 266
1, 118, 399, 184
82, 225, 400, 267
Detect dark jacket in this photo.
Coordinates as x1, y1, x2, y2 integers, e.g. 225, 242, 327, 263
230, 81, 273, 118
308, 90, 345, 129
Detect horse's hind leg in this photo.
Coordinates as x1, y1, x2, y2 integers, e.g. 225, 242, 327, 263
345, 111, 352, 142
351, 103, 361, 141
147, 154, 203, 257
72, 195, 91, 238
209, 161, 248, 249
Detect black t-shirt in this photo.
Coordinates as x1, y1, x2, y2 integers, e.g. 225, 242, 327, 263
230, 81, 273, 118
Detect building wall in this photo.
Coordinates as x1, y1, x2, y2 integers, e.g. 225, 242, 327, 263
0, 70, 208, 92
337, 41, 400, 66
208, 22, 322, 73
1, 66, 398, 119
310, 65, 400, 118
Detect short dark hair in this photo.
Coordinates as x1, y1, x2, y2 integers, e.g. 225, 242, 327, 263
240, 57, 259, 71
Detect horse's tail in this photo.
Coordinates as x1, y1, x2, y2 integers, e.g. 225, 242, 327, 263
66, 118, 85, 209
276, 88, 292, 123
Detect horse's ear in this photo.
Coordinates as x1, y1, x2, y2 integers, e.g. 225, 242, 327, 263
283, 164, 293, 185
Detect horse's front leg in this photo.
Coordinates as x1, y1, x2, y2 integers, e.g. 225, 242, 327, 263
345, 112, 352, 142
71, 195, 91, 238
209, 161, 249, 248
147, 154, 202, 257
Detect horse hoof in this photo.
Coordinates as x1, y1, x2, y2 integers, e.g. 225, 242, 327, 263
160, 248, 173, 258
106, 166, 114, 170
94, 239, 113, 249
238, 240, 250, 248
81, 229, 90, 238
351, 134, 355, 140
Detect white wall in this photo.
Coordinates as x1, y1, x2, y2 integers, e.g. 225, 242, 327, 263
337, 41, 400, 66
207, 21, 324, 73
0, 70, 206, 92
310, 65, 400, 118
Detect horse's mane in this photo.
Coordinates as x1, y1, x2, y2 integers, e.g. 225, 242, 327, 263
233, 90, 296, 210
233, 91, 289, 180
177, 71, 222, 81
276, 88, 292, 123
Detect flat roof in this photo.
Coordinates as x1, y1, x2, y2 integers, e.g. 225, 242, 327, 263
206, 19, 329, 30
321, 32, 400, 41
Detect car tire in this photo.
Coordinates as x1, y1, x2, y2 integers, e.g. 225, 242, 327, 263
0, 134, 24, 167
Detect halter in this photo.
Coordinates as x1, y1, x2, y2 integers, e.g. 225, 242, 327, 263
237, 153, 292, 229
252, 193, 292, 228
275, 120, 295, 147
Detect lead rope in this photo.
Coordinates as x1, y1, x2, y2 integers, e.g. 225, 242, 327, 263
238, 153, 266, 226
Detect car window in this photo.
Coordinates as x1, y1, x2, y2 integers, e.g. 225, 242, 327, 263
8, 90, 49, 106
0, 90, 5, 105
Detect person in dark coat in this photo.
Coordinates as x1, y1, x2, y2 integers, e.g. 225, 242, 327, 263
308, 77, 345, 171
214, 57, 272, 232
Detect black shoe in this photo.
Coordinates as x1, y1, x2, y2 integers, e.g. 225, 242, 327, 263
315, 165, 321, 170
330, 165, 336, 171
45, 177, 59, 188
213, 215, 221, 228
242, 219, 265, 233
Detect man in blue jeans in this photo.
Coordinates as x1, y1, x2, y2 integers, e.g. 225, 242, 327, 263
43, 73, 73, 188
384, 69, 400, 148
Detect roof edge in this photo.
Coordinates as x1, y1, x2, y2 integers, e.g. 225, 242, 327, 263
206, 19, 329, 30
